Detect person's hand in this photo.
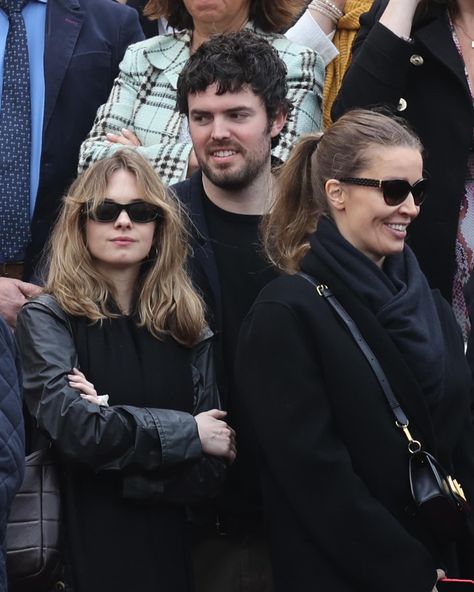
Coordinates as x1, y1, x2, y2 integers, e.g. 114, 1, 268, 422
432, 568, 446, 591
0, 277, 43, 328
106, 128, 141, 147
68, 368, 109, 406
195, 409, 237, 463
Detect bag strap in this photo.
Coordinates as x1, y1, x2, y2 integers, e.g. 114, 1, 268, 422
298, 272, 422, 453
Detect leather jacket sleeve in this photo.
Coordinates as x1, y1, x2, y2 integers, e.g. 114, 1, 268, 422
15, 296, 212, 474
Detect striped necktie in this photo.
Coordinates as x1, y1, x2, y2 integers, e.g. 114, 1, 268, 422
0, 0, 31, 261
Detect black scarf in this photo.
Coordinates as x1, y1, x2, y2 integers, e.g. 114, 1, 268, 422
307, 217, 445, 404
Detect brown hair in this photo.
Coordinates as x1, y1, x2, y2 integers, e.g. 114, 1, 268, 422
46, 150, 206, 347
144, 0, 307, 33
264, 109, 423, 272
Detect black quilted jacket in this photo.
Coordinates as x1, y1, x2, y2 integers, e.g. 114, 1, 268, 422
0, 318, 25, 592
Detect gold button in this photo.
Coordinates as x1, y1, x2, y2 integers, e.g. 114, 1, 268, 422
397, 98, 407, 111
410, 54, 424, 66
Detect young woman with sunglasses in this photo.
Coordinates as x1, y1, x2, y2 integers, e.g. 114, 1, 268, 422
235, 110, 474, 592
333, 0, 474, 340
15, 150, 236, 592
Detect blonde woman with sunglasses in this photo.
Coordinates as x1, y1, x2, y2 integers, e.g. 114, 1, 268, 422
15, 150, 235, 592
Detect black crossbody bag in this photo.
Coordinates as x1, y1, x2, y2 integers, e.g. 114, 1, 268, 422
298, 272, 471, 543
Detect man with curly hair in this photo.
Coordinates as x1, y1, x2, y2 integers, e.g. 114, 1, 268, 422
78, 0, 323, 186
172, 30, 290, 592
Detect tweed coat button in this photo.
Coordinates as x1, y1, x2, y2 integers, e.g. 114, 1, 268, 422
410, 54, 424, 66
397, 98, 408, 111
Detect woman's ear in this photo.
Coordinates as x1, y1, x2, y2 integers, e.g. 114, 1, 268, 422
325, 179, 345, 211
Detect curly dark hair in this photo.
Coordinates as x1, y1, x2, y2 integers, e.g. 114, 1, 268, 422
176, 29, 292, 147
144, 0, 307, 33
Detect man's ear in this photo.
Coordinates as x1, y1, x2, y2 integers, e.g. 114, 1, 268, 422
270, 107, 288, 138
325, 179, 346, 211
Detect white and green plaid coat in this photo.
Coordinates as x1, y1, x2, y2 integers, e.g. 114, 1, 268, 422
78, 26, 324, 185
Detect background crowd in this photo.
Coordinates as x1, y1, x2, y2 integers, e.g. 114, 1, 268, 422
1, 0, 474, 591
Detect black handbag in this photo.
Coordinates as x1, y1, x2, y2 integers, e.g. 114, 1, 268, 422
409, 449, 470, 541
6, 448, 62, 592
298, 272, 471, 542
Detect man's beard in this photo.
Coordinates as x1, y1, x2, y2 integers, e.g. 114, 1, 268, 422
199, 140, 270, 191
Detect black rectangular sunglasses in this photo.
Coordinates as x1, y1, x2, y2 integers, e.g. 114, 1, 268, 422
82, 200, 162, 223
338, 177, 429, 206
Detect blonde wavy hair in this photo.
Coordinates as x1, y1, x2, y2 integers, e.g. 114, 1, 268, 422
46, 150, 206, 347
264, 109, 423, 273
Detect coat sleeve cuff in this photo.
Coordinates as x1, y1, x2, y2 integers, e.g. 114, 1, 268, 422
150, 408, 202, 466
357, 22, 415, 86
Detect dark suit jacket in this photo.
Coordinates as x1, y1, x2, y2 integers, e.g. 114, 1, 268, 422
332, 2, 474, 301
24, 0, 143, 279
236, 245, 474, 591
125, 0, 157, 38
171, 172, 223, 330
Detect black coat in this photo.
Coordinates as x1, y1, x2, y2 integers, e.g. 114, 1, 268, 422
332, 1, 474, 300
235, 247, 474, 591
171, 172, 223, 332
24, 0, 143, 279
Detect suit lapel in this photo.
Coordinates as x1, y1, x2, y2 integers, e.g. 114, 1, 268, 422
189, 173, 223, 322
178, 173, 223, 329
43, 0, 84, 134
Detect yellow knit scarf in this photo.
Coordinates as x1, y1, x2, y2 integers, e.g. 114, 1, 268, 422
323, 0, 373, 128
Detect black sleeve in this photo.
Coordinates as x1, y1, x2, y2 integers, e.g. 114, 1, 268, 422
332, 0, 415, 120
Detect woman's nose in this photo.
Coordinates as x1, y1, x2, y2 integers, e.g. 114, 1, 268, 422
399, 192, 420, 218
114, 209, 132, 227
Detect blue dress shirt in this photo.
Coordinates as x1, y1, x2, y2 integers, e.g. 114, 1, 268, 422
0, 0, 46, 220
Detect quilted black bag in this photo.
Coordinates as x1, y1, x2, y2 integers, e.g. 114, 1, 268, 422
6, 448, 62, 592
